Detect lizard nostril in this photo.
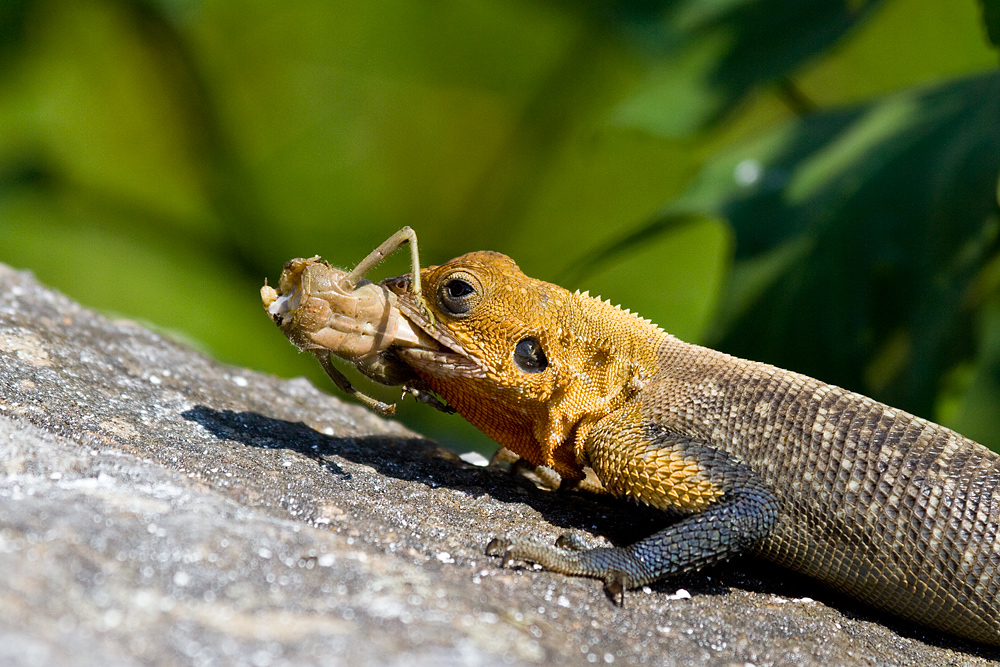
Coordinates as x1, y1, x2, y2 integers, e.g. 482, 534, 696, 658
385, 276, 410, 295
514, 336, 548, 373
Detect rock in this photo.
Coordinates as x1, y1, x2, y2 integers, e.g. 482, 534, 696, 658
0, 261, 997, 667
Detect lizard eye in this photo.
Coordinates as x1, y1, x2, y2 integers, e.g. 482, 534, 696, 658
513, 336, 547, 373
437, 271, 480, 316
446, 279, 473, 298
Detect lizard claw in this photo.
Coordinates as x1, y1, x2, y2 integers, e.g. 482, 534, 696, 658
554, 532, 590, 551
485, 537, 514, 567
487, 535, 632, 608
401, 384, 456, 414
604, 570, 628, 607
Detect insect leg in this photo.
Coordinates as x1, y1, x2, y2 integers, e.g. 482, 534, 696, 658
341, 227, 434, 324
312, 350, 397, 416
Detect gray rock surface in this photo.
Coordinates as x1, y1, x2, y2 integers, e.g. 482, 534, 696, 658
0, 261, 997, 667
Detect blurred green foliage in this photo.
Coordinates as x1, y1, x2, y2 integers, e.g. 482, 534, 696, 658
0, 0, 997, 453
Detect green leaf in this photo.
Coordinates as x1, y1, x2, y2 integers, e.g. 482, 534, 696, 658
611, 0, 885, 136
627, 71, 1000, 436
945, 294, 1000, 444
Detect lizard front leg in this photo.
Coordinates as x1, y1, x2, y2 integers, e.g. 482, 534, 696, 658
487, 409, 779, 597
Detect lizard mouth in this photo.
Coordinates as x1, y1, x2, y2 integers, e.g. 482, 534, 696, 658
386, 276, 488, 380
263, 257, 487, 381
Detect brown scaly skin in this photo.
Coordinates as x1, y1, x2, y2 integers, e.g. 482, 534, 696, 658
383, 250, 1000, 647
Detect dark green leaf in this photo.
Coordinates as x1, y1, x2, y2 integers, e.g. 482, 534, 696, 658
982, 0, 1000, 48
946, 295, 1000, 444
616, 71, 1000, 439
0, 0, 32, 73
611, 0, 885, 136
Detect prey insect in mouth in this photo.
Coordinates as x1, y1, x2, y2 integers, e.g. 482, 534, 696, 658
261, 227, 458, 415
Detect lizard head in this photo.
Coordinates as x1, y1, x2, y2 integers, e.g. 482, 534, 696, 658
388, 250, 663, 478
388, 251, 561, 382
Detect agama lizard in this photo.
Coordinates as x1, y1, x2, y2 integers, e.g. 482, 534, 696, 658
262, 228, 1000, 647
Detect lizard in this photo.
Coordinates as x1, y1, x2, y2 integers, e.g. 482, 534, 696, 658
262, 228, 1000, 647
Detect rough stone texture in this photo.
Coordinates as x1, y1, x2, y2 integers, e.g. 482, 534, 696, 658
0, 260, 998, 667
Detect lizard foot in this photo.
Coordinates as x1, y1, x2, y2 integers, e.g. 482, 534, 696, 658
487, 535, 634, 605
554, 532, 592, 551
485, 537, 514, 567
604, 570, 628, 607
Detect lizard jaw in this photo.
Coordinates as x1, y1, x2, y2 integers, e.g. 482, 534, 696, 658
390, 290, 488, 381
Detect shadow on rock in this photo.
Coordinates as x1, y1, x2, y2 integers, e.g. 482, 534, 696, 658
179, 406, 998, 656
182, 406, 677, 546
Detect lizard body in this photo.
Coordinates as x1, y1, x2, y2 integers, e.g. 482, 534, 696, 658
263, 236, 1000, 646
391, 251, 1000, 646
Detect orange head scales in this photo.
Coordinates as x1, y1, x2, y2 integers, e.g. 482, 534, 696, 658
390, 251, 666, 479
